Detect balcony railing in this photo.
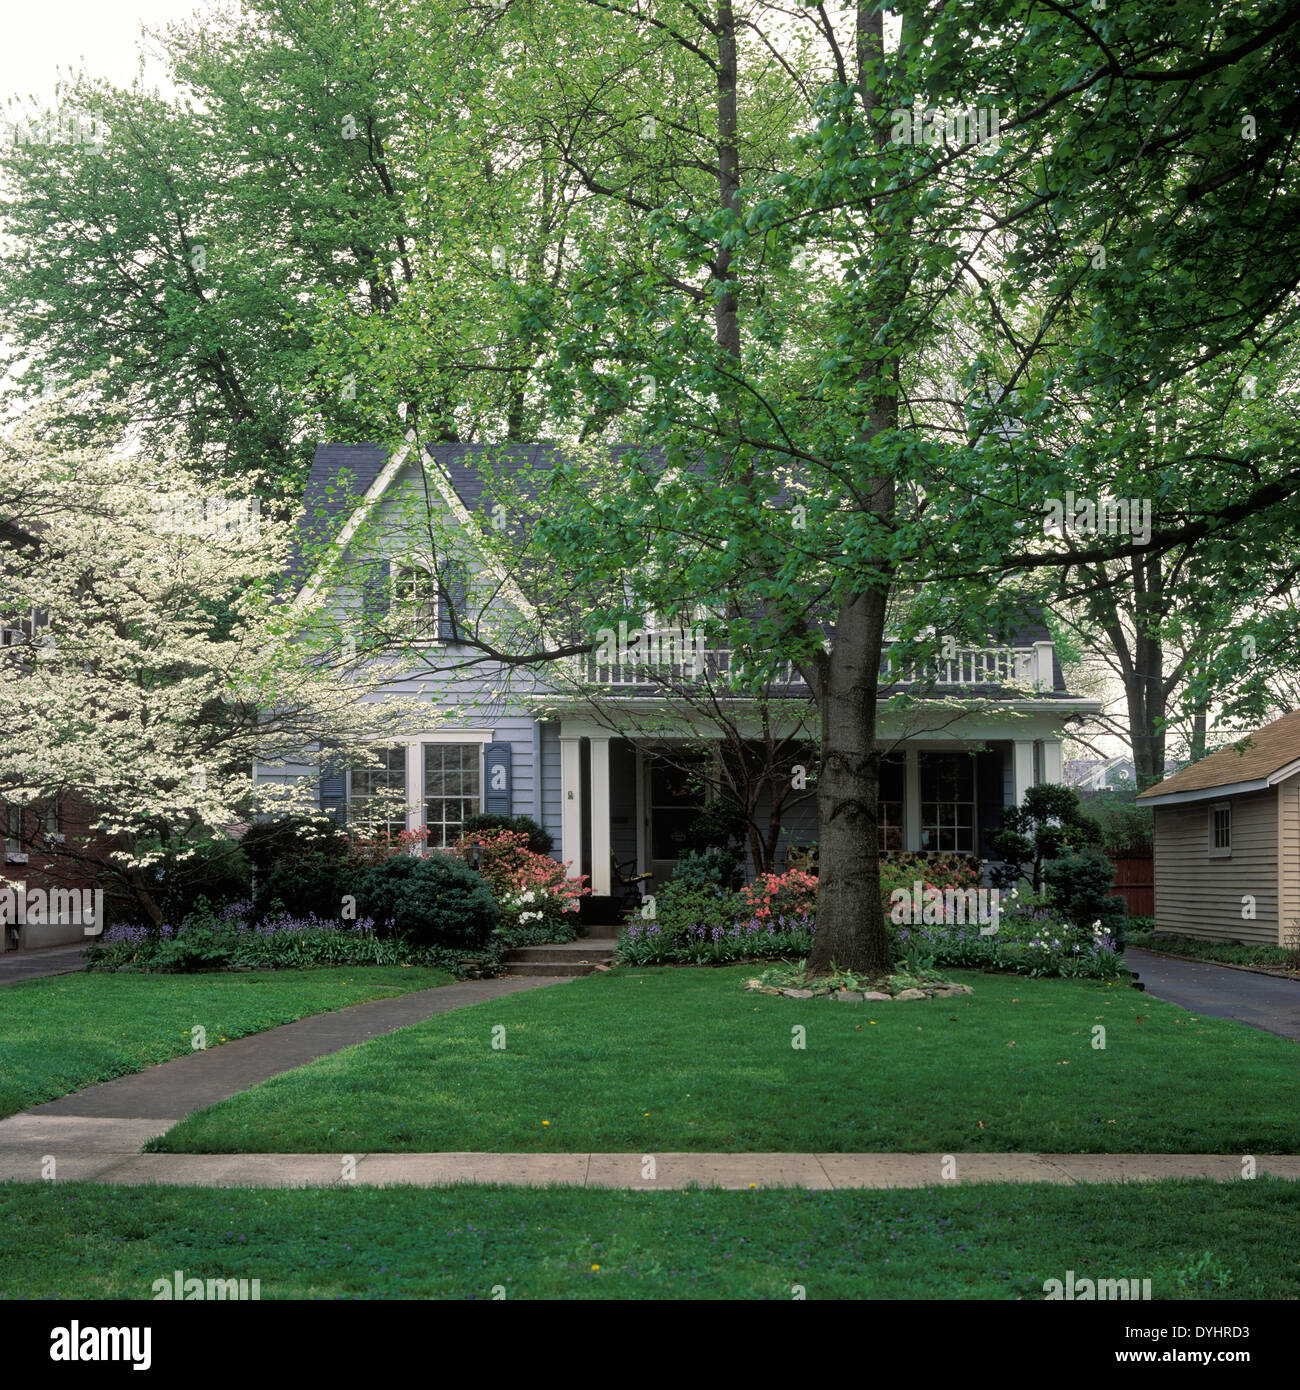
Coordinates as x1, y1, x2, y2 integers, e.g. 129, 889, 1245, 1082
575, 640, 1055, 694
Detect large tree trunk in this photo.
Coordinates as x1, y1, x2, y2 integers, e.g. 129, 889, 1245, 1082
808, 587, 892, 975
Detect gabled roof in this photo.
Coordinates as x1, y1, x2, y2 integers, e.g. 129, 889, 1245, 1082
291, 440, 1081, 700
1138, 711, 1300, 806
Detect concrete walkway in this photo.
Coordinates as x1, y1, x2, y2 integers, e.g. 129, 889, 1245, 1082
18, 974, 568, 1122
2, 1134, 1298, 1188
0, 974, 574, 1183
0, 942, 90, 983
1127, 947, 1300, 1041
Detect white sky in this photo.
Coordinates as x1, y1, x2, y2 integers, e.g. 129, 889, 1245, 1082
0, 0, 211, 107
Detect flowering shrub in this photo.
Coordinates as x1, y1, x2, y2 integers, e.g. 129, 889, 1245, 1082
877, 853, 982, 903
84, 900, 501, 976
456, 829, 589, 934
346, 825, 429, 867
738, 868, 818, 922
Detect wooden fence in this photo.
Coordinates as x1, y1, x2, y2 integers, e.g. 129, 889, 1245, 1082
1107, 848, 1154, 918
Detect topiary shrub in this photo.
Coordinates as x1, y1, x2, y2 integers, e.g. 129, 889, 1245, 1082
1042, 847, 1127, 942
350, 852, 499, 949
461, 812, 554, 856
988, 783, 1102, 891
651, 885, 745, 939
667, 846, 741, 893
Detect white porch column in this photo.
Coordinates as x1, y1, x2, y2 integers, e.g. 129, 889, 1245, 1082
1012, 739, 1035, 806
589, 735, 612, 895
559, 735, 583, 881
1040, 738, 1063, 785
904, 747, 922, 851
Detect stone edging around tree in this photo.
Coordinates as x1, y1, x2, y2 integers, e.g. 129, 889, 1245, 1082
744, 981, 975, 1003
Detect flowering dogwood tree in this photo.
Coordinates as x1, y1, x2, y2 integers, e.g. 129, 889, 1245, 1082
0, 416, 433, 925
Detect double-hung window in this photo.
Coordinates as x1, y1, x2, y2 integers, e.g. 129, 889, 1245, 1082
392, 562, 440, 642
350, 747, 409, 840
423, 744, 482, 847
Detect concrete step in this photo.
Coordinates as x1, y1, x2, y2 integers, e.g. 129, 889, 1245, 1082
502, 961, 604, 978
504, 940, 618, 965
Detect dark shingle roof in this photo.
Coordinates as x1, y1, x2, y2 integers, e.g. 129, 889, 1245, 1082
292, 442, 1072, 696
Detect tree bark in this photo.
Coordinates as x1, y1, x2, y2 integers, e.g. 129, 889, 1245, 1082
805, 3, 901, 976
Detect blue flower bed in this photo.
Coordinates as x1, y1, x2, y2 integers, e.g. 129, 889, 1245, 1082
618, 914, 815, 965
84, 900, 500, 976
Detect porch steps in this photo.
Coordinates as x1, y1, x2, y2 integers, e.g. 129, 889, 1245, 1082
501, 938, 619, 977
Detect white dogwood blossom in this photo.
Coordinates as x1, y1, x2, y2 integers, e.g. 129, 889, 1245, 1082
0, 418, 435, 920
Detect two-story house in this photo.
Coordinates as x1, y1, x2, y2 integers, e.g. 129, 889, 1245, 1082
274, 439, 1103, 902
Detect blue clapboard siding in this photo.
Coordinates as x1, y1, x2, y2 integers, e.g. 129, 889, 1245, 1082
539, 721, 564, 858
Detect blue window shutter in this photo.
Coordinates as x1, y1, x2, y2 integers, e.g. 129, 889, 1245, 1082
360, 561, 391, 627
484, 741, 511, 815
438, 560, 467, 641
320, 760, 348, 824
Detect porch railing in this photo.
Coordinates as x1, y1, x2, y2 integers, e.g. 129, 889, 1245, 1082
575, 640, 1054, 693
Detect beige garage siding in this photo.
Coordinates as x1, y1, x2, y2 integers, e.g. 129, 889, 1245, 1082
1279, 777, 1300, 949
1152, 789, 1280, 945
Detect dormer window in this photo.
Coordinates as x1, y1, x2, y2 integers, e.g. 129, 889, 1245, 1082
392, 562, 440, 638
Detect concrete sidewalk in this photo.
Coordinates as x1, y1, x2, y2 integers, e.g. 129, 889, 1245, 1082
2, 1125, 1298, 1189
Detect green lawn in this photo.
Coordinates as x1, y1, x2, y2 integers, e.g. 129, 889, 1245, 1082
150, 965, 1300, 1155
0, 1177, 1292, 1299
0, 967, 453, 1119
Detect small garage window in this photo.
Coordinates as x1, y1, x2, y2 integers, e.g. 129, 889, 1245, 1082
1209, 802, 1232, 857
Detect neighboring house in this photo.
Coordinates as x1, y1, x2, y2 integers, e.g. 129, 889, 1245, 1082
1, 519, 109, 950
274, 439, 1104, 899
1064, 756, 1138, 791
1138, 710, 1300, 946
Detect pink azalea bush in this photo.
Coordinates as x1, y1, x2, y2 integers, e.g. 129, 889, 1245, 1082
738, 867, 818, 922
455, 828, 589, 931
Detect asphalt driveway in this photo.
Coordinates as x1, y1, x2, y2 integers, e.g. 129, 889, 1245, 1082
1126, 947, 1300, 1042
0, 943, 90, 984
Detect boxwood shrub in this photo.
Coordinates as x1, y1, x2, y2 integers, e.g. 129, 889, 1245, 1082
350, 852, 499, 949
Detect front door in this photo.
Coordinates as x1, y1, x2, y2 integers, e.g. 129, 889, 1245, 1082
645, 752, 706, 888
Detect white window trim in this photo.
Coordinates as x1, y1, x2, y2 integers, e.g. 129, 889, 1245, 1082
1208, 800, 1232, 858
346, 732, 496, 836
418, 738, 487, 849
346, 747, 409, 839
390, 558, 443, 648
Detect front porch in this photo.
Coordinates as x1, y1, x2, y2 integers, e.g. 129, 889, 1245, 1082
557, 725, 1067, 899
